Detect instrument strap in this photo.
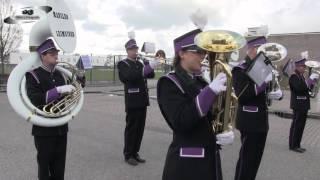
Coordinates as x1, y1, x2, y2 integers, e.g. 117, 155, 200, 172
237, 83, 249, 98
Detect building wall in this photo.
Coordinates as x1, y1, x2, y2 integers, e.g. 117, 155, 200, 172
240, 32, 320, 61
238, 32, 320, 89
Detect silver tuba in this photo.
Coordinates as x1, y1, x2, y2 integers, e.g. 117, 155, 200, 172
305, 60, 320, 98
257, 43, 287, 93
6, 0, 84, 127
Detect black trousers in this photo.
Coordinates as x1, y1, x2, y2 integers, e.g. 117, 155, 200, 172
124, 107, 147, 159
289, 110, 308, 149
234, 131, 267, 180
34, 135, 67, 180
216, 148, 223, 180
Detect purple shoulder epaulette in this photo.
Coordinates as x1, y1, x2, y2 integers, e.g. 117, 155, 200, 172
118, 59, 130, 66
162, 72, 185, 94
234, 61, 247, 70
27, 69, 40, 84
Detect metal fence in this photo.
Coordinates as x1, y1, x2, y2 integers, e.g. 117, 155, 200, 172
0, 55, 171, 88
0, 61, 295, 90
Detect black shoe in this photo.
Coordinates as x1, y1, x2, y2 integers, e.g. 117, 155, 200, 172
125, 157, 139, 166
134, 154, 146, 163
290, 147, 305, 153
298, 147, 306, 152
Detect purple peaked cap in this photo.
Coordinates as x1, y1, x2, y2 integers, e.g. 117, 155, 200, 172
125, 39, 139, 49
36, 39, 60, 54
173, 29, 202, 54
295, 58, 306, 66
247, 36, 267, 48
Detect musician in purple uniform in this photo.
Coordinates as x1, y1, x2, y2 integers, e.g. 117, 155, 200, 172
117, 37, 160, 166
289, 58, 319, 153
157, 29, 234, 180
232, 36, 283, 180
25, 39, 76, 180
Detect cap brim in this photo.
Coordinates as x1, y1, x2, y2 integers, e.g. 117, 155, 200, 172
247, 43, 263, 49
126, 45, 139, 49
51, 48, 60, 52
41, 47, 60, 54
182, 45, 203, 51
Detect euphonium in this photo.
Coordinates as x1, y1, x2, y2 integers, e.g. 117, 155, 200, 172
195, 30, 246, 133
6, 0, 84, 127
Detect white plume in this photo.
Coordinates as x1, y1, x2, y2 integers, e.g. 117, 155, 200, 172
128, 31, 135, 39
190, 9, 208, 30
301, 51, 309, 59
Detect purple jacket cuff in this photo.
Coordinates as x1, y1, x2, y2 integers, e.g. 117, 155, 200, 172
46, 87, 60, 104
306, 78, 316, 88
195, 86, 216, 117
143, 64, 154, 77
255, 82, 267, 95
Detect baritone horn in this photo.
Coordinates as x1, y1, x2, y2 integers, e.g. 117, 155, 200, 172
6, 0, 84, 127
195, 30, 246, 133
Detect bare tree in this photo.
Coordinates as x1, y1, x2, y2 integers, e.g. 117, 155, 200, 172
0, 0, 23, 84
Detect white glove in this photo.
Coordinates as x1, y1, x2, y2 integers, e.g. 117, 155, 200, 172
209, 73, 227, 94
56, 85, 76, 94
268, 89, 283, 100
149, 59, 161, 69
202, 69, 211, 83
310, 73, 319, 80
201, 65, 209, 73
272, 70, 279, 77
265, 73, 272, 83
216, 131, 235, 146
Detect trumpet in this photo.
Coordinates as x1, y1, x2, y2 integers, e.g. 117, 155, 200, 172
136, 53, 172, 65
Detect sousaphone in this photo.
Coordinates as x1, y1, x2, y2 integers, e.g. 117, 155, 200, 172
6, 0, 84, 127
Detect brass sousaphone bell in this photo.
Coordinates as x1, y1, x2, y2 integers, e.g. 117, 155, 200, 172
195, 30, 246, 133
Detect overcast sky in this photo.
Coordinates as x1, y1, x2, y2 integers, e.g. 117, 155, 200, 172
12, 0, 320, 57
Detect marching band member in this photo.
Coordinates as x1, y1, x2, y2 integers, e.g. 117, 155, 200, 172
155, 49, 166, 59
117, 35, 160, 166
25, 39, 76, 180
157, 29, 234, 180
289, 58, 319, 153
232, 36, 283, 180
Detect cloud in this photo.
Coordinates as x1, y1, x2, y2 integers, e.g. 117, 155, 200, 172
82, 20, 107, 33
12, 0, 320, 57
65, 0, 89, 20
117, 0, 225, 30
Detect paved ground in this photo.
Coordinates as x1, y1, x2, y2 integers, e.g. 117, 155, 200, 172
1, 83, 320, 180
